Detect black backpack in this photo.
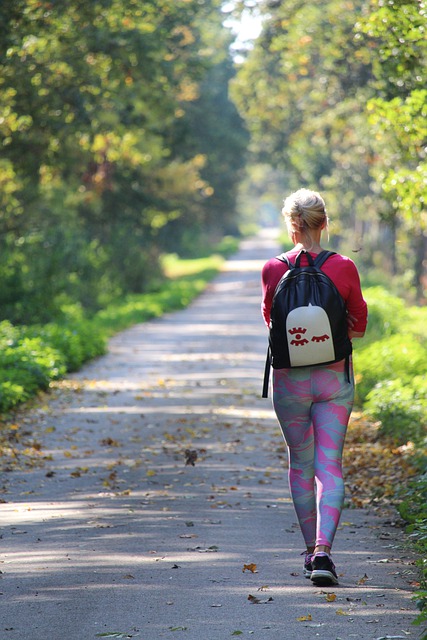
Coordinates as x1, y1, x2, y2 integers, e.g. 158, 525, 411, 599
262, 249, 352, 397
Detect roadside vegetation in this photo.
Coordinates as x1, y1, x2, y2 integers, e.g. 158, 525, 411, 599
0, 238, 237, 413
350, 285, 427, 634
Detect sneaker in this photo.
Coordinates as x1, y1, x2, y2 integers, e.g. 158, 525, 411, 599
302, 551, 313, 579
310, 553, 339, 586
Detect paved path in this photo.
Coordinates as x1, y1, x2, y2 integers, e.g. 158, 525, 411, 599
0, 231, 421, 640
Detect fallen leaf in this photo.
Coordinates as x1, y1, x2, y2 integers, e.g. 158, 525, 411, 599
100, 438, 121, 447
248, 594, 273, 604
325, 593, 337, 602
357, 573, 370, 585
297, 615, 312, 622
242, 563, 258, 573
185, 449, 198, 466
335, 608, 348, 615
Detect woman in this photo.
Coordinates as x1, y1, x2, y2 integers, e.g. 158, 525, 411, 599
261, 188, 367, 586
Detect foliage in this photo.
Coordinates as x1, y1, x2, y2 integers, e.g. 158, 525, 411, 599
232, 0, 379, 248
353, 285, 427, 410
0, 0, 247, 323
233, 0, 427, 298
354, 333, 427, 404
350, 282, 427, 629
0, 252, 224, 413
364, 376, 427, 445
398, 473, 427, 634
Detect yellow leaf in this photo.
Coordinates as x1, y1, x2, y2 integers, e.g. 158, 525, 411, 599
336, 608, 348, 616
326, 593, 337, 602
146, 469, 157, 477
242, 563, 258, 573
297, 614, 312, 622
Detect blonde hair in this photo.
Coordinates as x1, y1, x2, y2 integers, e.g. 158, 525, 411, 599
282, 188, 328, 245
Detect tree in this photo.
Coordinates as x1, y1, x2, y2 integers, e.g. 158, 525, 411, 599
356, 0, 427, 296
231, 0, 378, 251
0, 0, 247, 321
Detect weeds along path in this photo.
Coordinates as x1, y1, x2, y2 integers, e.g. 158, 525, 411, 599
0, 230, 420, 640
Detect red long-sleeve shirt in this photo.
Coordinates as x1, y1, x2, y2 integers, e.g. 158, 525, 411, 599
261, 249, 368, 333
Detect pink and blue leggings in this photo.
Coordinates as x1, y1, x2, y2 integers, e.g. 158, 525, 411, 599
272, 359, 354, 549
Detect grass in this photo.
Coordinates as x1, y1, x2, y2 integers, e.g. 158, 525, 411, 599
0, 252, 227, 414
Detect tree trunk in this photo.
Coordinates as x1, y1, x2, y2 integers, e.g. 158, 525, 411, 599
413, 231, 427, 303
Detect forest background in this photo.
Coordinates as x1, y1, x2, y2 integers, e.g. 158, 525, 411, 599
0, 0, 426, 629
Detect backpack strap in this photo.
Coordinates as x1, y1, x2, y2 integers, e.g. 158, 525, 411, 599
277, 250, 333, 269
262, 348, 271, 398
313, 250, 336, 269
276, 253, 293, 268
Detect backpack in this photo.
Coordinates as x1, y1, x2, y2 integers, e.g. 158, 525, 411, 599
262, 249, 352, 397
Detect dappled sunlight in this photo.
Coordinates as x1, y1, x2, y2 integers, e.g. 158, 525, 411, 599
2, 229, 418, 638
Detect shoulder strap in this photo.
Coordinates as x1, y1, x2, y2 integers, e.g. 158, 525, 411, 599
262, 349, 271, 398
313, 250, 336, 269
276, 249, 336, 270
294, 249, 313, 268
276, 253, 293, 268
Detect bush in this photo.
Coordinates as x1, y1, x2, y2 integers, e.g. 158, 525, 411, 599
361, 286, 408, 345
398, 474, 427, 634
0, 325, 66, 410
0, 252, 226, 413
365, 376, 427, 445
22, 322, 106, 372
354, 333, 427, 404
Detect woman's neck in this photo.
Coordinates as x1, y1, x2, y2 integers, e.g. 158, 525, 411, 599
294, 241, 323, 253
291, 230, 323, 253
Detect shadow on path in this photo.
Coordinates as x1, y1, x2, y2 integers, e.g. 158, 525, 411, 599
0, 230, 420, 640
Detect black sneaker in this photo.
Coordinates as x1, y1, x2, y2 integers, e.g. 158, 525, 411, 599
310, 553, 339, 586
302, 551, 313, 579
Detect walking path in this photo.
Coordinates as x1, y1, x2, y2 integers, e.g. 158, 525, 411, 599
0, 231, 421, 639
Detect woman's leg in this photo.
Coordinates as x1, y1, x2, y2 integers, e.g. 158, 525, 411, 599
311, 363, 355, 550
272, 368, 317, 549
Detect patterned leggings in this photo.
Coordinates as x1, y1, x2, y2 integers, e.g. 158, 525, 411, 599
272, 359, 354, 549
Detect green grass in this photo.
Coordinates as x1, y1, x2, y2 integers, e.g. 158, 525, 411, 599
0, 252, 226, 413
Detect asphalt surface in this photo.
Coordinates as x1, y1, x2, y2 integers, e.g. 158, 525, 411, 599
0, 230, 422, 640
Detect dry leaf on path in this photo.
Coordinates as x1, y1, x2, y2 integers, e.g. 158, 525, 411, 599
248, 594, 273, 604
242, 563, 258, 573
184, 449, 198, 466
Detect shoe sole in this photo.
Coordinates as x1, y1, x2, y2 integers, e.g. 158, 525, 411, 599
303, 568, 312, 579
310, 570, 338, 586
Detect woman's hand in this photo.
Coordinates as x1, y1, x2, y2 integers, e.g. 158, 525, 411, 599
347, 313, 365, 339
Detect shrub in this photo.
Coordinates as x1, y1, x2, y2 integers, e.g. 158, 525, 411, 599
354, 334, 427, 405
22, 323, 106, 372
0, 252, 225, 413
0, 331, 66, 410
364, 376, 427, 445
361, 286, 407, 345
